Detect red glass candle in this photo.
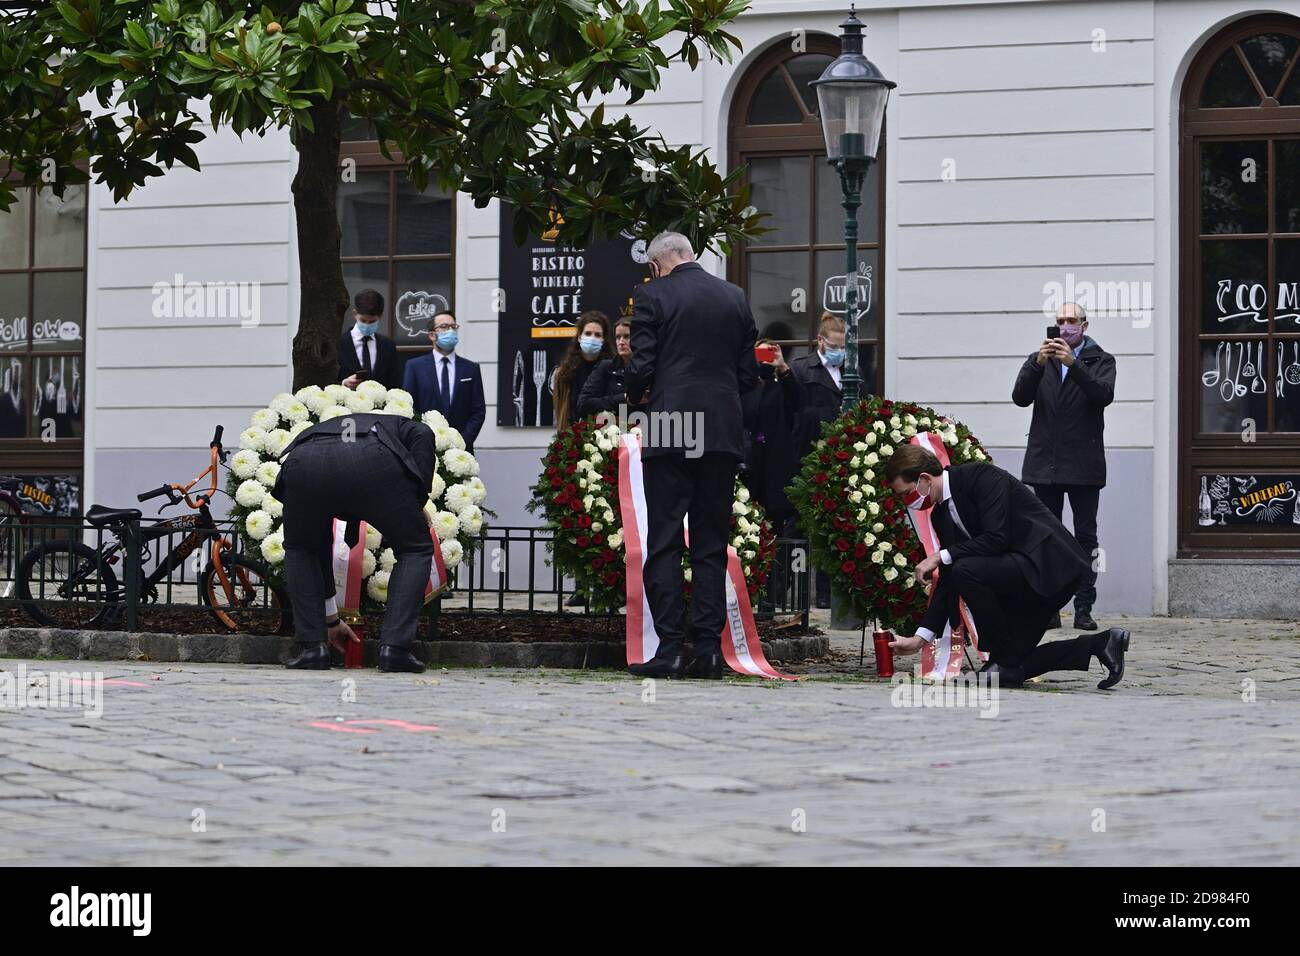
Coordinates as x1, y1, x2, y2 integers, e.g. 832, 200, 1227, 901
872, 629, 894, 678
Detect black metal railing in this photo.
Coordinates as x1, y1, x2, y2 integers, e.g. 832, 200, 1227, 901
1, 516, 810, 632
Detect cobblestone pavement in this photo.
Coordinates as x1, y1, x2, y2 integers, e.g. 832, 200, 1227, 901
0, 615, 1296, 866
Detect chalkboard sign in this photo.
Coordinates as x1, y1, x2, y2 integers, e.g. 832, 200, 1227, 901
1197, 473, 1300, 526
495, 206, 651, 427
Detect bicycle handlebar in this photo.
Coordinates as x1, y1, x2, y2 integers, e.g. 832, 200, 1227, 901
211, 426, 223, 449
138, 485, 173, 503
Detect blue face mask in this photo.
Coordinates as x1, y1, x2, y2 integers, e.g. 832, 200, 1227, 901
436, 330, 458, 351
823, 347, 845, 367
579, 335, 603, 357
355, 319, 379, 336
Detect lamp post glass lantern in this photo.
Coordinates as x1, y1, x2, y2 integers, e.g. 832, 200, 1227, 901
811, 5, 894, 412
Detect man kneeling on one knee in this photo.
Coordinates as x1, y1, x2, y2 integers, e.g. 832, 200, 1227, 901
882, 444, 1128, 689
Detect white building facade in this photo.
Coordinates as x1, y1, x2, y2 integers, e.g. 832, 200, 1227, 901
5, 0, 1300, 617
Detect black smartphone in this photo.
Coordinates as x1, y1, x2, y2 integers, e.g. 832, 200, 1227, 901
1046, 324, 1061, 341
354, 369, 371, 381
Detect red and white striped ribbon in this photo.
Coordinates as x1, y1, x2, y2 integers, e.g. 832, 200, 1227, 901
331, 518, 368, 616
901, 431, 983, 678
618, 433, 794, 680
333, 519, 450, 611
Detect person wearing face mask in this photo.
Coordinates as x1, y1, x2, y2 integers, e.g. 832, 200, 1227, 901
403, 310, 487, 453
882, 444, 1130, 690
338, 289, 401, 390
741, 339, 802, 613
577, 318, 640, 417
791, 312, 849, 608
552, 310, 614, 430
1012, 301, 1116, 632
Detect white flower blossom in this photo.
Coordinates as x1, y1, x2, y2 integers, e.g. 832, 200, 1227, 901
251, 407, 279, 431
235, 479, 267, 508
458, 504, 483, 535
254, 461, 280, 488
262, 493, 283, 519
443, 449, 478, 477
231, 449, 261, 479
366, 570, 390, 603
440, 538, 464, 567
245, 509, 273, 540
364, 524, 383, 551
429, 472, 446, 500
238, 427, 269, 453
259, 530, 285, 564
445, 483, 474, 513
883, 566, 899, 582
431, 510, 460, 541
379, 548, 397, 572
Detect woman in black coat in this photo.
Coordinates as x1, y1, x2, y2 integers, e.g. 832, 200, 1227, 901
552, 310, 614, 429
577, 318, 640, 417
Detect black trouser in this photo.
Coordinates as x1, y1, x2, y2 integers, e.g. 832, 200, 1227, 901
279, 433, 433, 648
1030, 483, 1100, 613
641, 451, 738, 655
933, 554, 1097, 679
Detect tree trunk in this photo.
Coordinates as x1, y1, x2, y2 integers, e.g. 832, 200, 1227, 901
290, 100, 347, 389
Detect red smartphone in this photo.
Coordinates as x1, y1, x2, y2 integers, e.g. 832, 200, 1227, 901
755, 343, 779, 363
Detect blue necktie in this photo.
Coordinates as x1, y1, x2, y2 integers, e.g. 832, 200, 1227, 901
439, 357, 451, 413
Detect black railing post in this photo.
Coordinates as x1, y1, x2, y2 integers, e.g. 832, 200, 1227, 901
122, 517, 140, 632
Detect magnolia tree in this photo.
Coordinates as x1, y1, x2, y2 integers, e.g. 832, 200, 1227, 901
0, 0, 763, 385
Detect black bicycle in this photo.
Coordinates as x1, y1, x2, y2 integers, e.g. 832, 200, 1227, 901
16, 427, 290, 633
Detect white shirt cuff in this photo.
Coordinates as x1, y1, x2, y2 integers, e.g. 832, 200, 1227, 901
939, 549, 953, 565
915, 627, 936, 643
324, 596, 338, 616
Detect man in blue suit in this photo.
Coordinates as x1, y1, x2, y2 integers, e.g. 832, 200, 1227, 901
402, 310, 486, 453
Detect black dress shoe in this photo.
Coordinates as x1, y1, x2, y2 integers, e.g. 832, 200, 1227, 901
1046, 612, 1062, 629
979, 661, 1024, 687
1074, 610, 1099, 631
628, 652, 687, 679
285, 642, 331, 670
377, 646, 425, 674
1096, 628, 1129, 690
685, 651, 724, 679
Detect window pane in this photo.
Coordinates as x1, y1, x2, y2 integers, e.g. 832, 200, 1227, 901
0, 188, 30, 269
30, 352, 81, 440
786, 54, 834, 115
746, 249, 807, 335
33, 185, 86, 268
0, 356, 27, 437
1278, 339, 1300, 429
31, 272, 85, 352
1198, 339, 1267, 433
818, 158, 879, 245
0, 274, 29, 352
392, 259, 452, 346
1277, 239, 1300, 328
1283, 64, 1300, 105
342, 260, 389, 333
748, 156, 810, 246
1240, 33, 1298, 98
1200, 239, 1268, 332
1275, 140, 1300, 233
395, 178, 452, 255
748, 67, 803, 125
338, 171, 390, 257
817, 248, 878, 341
1200, 48, 1259, 107
1200, 141, 1268, 234
340, 110, 376, 142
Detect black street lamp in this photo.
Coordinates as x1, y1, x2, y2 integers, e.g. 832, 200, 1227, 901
811, 5, 894, 413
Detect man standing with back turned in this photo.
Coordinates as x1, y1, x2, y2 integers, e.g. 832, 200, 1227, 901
624, 232, 759, 679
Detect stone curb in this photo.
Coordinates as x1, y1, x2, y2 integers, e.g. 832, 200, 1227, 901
0, 627, 830, 670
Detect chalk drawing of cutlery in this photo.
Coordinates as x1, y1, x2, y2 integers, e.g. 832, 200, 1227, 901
1232, 342, 1248, 397
511, 350, 525, 426
1279, 342, 1286, 397
531, 349, 546, 427
1241, 341, 1256, 379
1202, 342, 1222, 387
1219, 344, 1237, 402
1287, 341, 1300, 387
1250, 341, 1265, 394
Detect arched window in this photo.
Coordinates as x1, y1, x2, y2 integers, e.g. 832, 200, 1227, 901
728, 39, 886, 395
1180, 14, 1300, 552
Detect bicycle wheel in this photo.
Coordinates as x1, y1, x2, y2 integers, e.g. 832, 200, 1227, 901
201, 552, 290, 634
0, 497, 22, 600
16, 540, 120, 629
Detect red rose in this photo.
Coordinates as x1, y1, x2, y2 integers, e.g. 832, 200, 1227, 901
577, 514, 592, 528
840, 560, 856, 574
813, 472, 828, 485
565, 463, 576, 475
822, 499, 835, 512
852, 572, 866, 588
561, 517, 574, 529
853, 543, 867, 558
591, 556, 604, 569
550, 477, 562, 488
603, 571, 620, 586
576, 535, 590, 548
592, 533, 604, 545
835, 537, 850, 552
835, 450, 849, 461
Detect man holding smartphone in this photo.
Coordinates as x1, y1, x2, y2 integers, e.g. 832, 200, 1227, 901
338, 288, 401, 390
1012, 302, 1116, 631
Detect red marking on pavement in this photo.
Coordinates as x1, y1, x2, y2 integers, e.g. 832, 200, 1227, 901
308, 719, 440, 734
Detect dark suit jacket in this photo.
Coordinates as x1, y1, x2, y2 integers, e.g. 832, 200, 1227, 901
919, 462, 1089, 635
273, 412, 436, 503
337, 329, 402, 390
1012, 336, 1115, 487
625, 261, 758, 459
789, 352, 843, 461
402, 351, 487, 452
577, 356, 634, 418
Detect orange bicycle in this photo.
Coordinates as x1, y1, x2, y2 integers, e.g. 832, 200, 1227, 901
16, 426, 290, 633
